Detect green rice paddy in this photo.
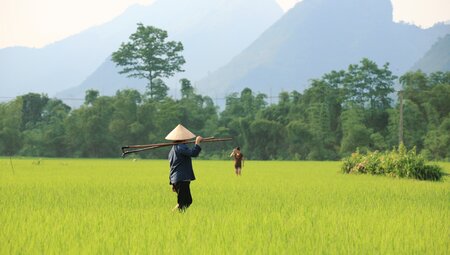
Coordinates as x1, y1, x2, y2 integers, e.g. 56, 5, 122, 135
1, 158, 449, 254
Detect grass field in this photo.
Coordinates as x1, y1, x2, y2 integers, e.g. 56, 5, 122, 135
1, 158, 449, 254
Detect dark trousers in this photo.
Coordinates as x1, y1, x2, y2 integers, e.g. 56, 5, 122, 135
174, 181, 192, 210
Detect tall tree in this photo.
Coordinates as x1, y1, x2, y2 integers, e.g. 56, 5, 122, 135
180, 78, 195, 99
399, 71, 429, 107
220, 88, 267, 155
66, 96, 115, 157
248, 119, 285, 159
112, 23, 185, 98
146, 78, 169, 101
340, 107, 372, 155
422, 116, 450, 160
109, 89, 142, 146
343, 58, 396, 134
0, 100, 22, 155
221, 88, 267, 123
19, 93, 49, 130
84, 89, 99, 106
286, 120, 311, 159
297, 79, 341, 159
20, 99, 71, 157
258, 91, 291, 125
400, 70, 450, 157
177, 79, 217, 137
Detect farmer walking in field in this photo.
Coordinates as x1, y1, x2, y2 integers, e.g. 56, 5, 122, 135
230, 147, 244, 176
166, 124, 203, 212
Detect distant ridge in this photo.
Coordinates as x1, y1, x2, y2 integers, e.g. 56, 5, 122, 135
0, 4, 145, 97
411, 34, 450, 73
196, 0, 450, 96
0, 0, 283, 103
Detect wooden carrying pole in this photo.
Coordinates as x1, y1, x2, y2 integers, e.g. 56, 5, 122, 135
121, 137, 232, 157
122, 137, 215, 150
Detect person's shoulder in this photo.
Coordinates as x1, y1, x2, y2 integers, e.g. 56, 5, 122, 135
174, 143, 188, 150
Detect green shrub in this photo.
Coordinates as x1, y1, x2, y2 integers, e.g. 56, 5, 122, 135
341, 144, 443, 181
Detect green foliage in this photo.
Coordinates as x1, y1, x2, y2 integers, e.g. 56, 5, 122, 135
20, 100, 70, 157
342, 144, 443, 181
146, 78, 168, 101
340, 107, 371, 155
248, 119, 286, 159
0, 100, 22, 155
19, 93, 49, 130
299, 79, 341, 160
112, 23, 185, 98
179, 78, 195, 99
342, 58, 396, 135
286, 120, 311, 159
422, 115, 450, 160
399, 70, 450, 158
0, 59, 448, 161
84, 89, 99, 106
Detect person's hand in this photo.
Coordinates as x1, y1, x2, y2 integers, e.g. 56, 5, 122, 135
195, 136, 203, 144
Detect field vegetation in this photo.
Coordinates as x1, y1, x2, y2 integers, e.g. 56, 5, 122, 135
342, 144, 443, 181
1, 158, 449, 254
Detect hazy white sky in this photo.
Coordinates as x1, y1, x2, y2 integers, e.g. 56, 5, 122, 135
1, 0, 449, 49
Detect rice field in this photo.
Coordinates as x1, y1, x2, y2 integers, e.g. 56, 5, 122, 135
1, 158, 449, 254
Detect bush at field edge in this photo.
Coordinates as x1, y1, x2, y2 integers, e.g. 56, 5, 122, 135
341, 144, 443, 181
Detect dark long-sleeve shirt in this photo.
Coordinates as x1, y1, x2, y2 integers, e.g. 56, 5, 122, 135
168, 143, 201, 184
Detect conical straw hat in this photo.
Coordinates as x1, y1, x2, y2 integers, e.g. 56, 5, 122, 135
165, 124, 196, 141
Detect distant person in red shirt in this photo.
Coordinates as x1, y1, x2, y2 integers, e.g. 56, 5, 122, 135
230, 147, 244, 176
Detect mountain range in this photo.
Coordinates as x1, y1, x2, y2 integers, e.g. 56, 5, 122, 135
411, 33, 450, 73
197, 0, 450, 96
0, 0, 282, 100
1, 0, 449, 105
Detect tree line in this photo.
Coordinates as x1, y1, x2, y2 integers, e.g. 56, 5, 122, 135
0, 59, 449, 160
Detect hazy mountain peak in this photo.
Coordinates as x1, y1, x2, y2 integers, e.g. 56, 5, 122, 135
52, 0, 283, 107
289, 0, 393, 23
197, 0, 449, 96
411, 33, 450, 72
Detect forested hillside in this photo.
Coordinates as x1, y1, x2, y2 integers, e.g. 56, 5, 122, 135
1, 59, 449, 160
412, 33, 450, 72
